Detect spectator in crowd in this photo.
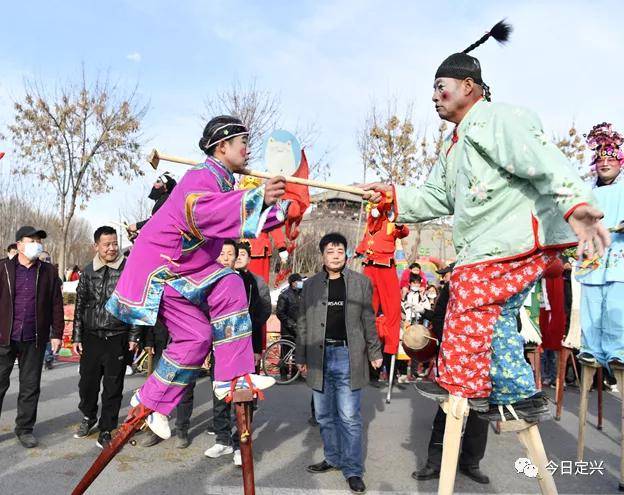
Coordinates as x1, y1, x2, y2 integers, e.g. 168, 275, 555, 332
277, 273, 303, 378
126, 172, 177, 239
38, 250, 57, 370
415, 262, 490, 485
236, 241, 272, 363
402, 274, 431, 325
71, 226, 141, 449
426, 284, 439, 305
400, 262, 428, 297
296, 232, 382, 494
0, 226, 63, 448
6, 243, 18, 260
67, 265, 81, 282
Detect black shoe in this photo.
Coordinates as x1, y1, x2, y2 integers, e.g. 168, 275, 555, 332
308, 416, 319, 426
16, 432, 38, 448
459, 466, 490, 484
73, 417, 97, 439
414, 381, 489, 412
96, 431, 112, 449
347, 476, 366, 494
478, 392, 551, 423
176, 430, 190, 449
411, 465, 440, 480
306, 460, 339, 473
610, 358, 624, 370
206, 424, 216, 436
141, 431, 162, 447
44, 360, 53, 370
578, 352, 598, 366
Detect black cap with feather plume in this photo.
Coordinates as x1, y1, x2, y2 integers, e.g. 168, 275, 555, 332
435, 20, 512, 100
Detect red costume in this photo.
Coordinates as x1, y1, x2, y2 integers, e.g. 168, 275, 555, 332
246, 229, 287, 283
355, 196, 409, 354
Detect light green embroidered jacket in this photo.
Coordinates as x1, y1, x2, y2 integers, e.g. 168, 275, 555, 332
396, 100, 595, 267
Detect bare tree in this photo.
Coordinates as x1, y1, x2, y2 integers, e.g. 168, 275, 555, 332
204, 79, 331, 179
553, 124, 590, 180
204, 79, 281, 162
7, 69, 147, 274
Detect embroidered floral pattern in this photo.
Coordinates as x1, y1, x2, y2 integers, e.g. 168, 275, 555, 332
437, 251, 555, 403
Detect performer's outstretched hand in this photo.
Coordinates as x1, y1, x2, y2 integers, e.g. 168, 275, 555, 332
568, 204, 611, 259
360, 182, 392, 203
264, 175, 287, 205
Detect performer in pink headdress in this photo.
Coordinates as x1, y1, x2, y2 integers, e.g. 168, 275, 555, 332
106, 115, 288, 439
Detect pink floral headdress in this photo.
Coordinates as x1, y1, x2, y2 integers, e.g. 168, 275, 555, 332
585, 122, 624, 165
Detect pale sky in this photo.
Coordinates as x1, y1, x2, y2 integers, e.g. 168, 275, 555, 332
1, 0, 622, 229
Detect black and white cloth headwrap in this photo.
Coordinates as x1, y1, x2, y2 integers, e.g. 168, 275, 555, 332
204, 123, 249, 150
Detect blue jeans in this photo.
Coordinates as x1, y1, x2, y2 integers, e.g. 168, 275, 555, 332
44, 342, 54, 364
313, 346, 363, 479
541, 350, 557, 383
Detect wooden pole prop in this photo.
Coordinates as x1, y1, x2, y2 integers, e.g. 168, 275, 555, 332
148, 149, 366, 196
438, 396, 469, 495
233, 388, 256, 495
577, 361, 600, 460
610, 363, 624, 491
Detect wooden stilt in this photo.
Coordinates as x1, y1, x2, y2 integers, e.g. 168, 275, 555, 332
527, 346, 543, 391
504, 420, 558, 495
555, 347, 571, 420
438, 396, 469, 495
597, 368, 604, 431
610, 364, 624, 491
386, 354, 396, 404
233, 389, 255, 495
146, 353, 154, 376
577, 362, 599, 461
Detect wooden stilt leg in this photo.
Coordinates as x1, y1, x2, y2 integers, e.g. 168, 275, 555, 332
386, 354, 396, 404
233, 389, 255, 495
438, 396, 469, 495
517, 424, 558, 495
555, 348, 570, 421
597, 368, 603, 430
146, 353, 154, 376
577, 363, 598, 461
610, 366, 624, 491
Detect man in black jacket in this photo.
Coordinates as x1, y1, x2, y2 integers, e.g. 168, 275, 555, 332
0, 226, 64, 448
72, 226, 141, 449
414, 264, 490, 485
276, 273, 303, 378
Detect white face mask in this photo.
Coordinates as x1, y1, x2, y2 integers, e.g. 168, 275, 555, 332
427, 291, 436, 299
23, 242, 43, 261
294, 281, 304, 290
410, 285, 418, 292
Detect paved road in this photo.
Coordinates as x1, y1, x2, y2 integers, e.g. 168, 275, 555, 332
0, 361, 621, 494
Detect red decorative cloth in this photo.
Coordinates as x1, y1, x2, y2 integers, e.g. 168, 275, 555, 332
539, 258, 566, 351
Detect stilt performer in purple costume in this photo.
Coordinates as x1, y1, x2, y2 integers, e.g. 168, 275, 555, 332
72, 115, 287, 494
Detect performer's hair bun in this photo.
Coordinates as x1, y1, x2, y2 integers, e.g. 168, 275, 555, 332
199, 115, 248, 156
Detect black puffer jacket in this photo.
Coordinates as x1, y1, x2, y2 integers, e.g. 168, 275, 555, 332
276, 286, 302, 338
72, 256, 141, 343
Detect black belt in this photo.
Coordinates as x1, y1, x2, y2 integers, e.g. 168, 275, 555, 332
325, 339, 348, 347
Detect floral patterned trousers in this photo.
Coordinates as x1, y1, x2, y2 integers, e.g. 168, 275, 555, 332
437, 250, 557, 404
